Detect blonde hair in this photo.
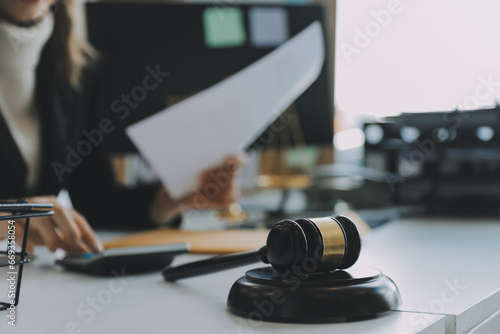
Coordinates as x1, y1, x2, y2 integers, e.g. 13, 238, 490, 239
45, 0, 95, 91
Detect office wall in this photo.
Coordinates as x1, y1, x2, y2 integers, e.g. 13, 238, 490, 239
335, 0, 500, 120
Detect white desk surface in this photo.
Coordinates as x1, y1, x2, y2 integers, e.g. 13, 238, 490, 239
0, 256, 444, 334
3, 217, 500, 334
357, 218, 500, 334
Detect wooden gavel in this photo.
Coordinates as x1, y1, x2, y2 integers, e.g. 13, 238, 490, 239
163, 216, 361, 281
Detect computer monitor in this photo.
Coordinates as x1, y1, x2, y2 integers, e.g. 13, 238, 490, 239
86, 2, 333, 148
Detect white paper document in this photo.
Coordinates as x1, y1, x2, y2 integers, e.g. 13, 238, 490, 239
126, 21, 325, 199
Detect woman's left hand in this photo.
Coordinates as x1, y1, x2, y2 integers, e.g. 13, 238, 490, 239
151, 156, 244, 222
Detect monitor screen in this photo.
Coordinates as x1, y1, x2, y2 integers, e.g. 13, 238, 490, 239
85, 2, 334, 154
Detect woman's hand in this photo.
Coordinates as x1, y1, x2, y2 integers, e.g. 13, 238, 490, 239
151, 156, 244, 222
0, 196, 104, 254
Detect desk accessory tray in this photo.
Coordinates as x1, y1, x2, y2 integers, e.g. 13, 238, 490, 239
0, 200, 54, 311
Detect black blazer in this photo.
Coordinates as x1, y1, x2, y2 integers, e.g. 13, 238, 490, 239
0, 46, 163, 230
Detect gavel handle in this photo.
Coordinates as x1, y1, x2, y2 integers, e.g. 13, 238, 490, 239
163, 247, 267, 281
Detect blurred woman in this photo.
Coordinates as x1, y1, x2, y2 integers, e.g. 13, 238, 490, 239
0, 0, 241, 253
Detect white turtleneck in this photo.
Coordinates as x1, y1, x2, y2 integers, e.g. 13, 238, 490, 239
0, 13, 54, 192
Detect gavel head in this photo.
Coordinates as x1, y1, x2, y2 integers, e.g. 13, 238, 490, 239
261, 216, 361, 274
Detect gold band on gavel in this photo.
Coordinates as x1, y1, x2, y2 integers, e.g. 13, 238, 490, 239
309, 217, 346, 272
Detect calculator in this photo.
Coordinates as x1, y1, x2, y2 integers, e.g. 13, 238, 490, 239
56, 243, 189, 276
